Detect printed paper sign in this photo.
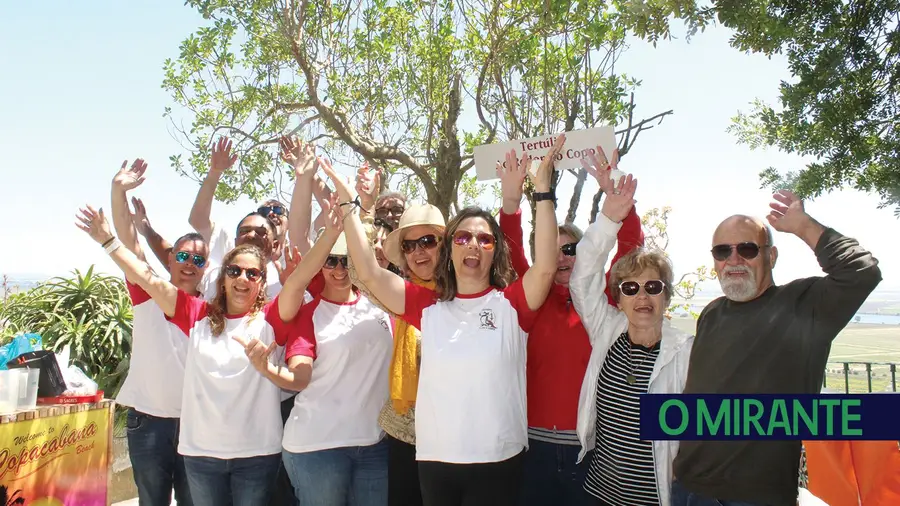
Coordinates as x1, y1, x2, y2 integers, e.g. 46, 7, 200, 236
473, 126, 616, 181
0, 405, 112, 506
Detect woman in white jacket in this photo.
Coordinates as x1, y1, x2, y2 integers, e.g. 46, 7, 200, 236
568, 163, 694, 506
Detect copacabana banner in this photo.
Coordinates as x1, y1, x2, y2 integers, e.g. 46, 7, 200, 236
0, 405, 111, 506
640, 394, 900, 440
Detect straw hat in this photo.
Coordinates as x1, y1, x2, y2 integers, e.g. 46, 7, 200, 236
382, 204, 446, 267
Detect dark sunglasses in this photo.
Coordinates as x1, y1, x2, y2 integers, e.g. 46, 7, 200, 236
323, 255, 349, 269
258, 205, 286, 217
175, 251, 207, 268
711, 242, 766, 262
560, 242, 578, 256
375, 205, 404, 218
224, 265, 263, 281
452, 230, 496, 251
237, 225, 270, 237
401, 234, 440, 254
619, 280, 665, 297
373, 218, 394, 233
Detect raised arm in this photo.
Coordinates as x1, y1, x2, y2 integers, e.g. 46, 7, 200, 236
282, 136, 317, 255
318, 158, 407, 315
188, 137, 236, 241
354, 162, 381, 218
110, 160, 148, 266
496, 155, 530, 277
766, 190, 882, 328
76, 206, 178, 316
519, 135, 565, 310
131, 197, 174, 271
279, 196, 343, 322
571, 156, 638, 344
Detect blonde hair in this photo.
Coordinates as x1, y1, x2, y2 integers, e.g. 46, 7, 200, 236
207, 244, 268, 336
558, 223, 583, 242
608, 248, 674, 304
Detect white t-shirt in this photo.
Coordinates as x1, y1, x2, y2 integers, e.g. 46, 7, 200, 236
282, 292, 394, 453
199, 222, 283, 302
403, 279, 538, 464
169, 290, 298, 459
115, 282, 190, 418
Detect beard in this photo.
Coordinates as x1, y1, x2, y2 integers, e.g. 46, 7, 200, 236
718, 265, 758, 302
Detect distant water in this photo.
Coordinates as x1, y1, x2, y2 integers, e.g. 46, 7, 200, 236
671, 305, 900, 325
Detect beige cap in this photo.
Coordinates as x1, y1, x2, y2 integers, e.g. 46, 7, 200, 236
382, 204, 446, 267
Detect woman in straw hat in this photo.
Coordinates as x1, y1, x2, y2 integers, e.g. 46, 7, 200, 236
371, 202, 446, 506
318, 135, 566, 506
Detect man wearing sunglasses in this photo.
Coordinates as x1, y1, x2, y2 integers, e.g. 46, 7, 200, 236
110, 159, 209, 506
671, 190, 882, 506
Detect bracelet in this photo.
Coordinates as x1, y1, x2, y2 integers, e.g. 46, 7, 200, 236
104, 238, 122, 255
339, 195, 361, 209
100, 237, 115, 248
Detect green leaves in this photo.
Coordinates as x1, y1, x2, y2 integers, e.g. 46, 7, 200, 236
0, 267, 132, 398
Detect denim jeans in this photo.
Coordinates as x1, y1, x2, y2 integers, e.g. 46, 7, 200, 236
282, 438, 389, 506
183, 453, 281, 506
671, 479, 767, 506
272, 394, 300, 506
520, 439, 594, 506
126, 408, 192, 506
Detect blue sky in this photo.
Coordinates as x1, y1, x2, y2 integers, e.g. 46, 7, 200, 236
1, 1, 897, 294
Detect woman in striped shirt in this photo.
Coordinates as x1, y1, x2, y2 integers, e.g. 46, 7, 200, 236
568, 164, 694, 506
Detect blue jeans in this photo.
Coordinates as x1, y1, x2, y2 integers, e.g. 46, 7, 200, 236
670, 479, 766, 506
126, 408, 192, 506
282, 438, 389, 506
520, 439, 593, 506
183, 453, 281, 506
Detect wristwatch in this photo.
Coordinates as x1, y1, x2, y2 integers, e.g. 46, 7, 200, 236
532, 191, 556, 205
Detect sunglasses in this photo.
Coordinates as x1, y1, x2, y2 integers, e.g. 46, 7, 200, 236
560, 242, 578, 256
619, 280, 665, 297
258, 205, 286, 217
375, 205, 404, 218
711, 242, 766, 261
401, 234, 440, 254
224, 265, 263, 281
452, 230, 496, 250
373, 218, 394, 233
237, 225, 270, 237
323, 255, 349, 269
174, 251, 207, 268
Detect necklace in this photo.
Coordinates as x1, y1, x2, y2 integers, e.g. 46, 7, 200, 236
624, 335, 658, 386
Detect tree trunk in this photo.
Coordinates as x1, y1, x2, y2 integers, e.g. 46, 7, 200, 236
431, 74, 463, 221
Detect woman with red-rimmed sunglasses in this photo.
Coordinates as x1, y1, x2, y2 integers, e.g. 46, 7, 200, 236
76, 197, 340, 506
320, 135, 565, 506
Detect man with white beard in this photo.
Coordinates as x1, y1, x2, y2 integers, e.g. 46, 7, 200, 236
670, 190, 882, 506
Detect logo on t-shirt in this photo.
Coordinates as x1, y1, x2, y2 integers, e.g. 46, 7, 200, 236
379, 317, 390, 331
479, 309, 496, 330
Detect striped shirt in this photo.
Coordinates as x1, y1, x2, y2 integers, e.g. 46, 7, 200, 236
584, 332, 661, 506
527, 426, 580, 445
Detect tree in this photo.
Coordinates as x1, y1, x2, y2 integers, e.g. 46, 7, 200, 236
621, 0, 900, 214
163, 0, 675, 220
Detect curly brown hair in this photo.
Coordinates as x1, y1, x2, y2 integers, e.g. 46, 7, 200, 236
207, 244, 268, 336
433, 207, 517, 302
608, 247, 674, 306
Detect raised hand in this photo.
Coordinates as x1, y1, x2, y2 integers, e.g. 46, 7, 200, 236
280, 135, 316, 178
75, 205, 115, 245
210, 137, 238, 175
530, 133, 567, 192
766, 190, 811, 234
232, 335, 277, 374
318, 157, 355, 202
497, 149, 527, 212
276, 245, 302, 286
322, 193, 344, 234
600, 172, 637, 223
580, 145, 620, 194
130, 196, 152, 236
112, 159, 147, 191
355, 162, 381, 209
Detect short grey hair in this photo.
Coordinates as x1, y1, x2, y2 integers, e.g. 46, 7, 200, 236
376, 191, 407, 208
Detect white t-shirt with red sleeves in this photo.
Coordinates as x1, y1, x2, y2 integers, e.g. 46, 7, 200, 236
116, 282, 191, 418
282, 292, 394, 453
403, 279, 538, 464
168, 290, 297, 459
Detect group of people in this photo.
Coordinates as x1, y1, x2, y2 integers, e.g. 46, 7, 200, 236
74, 132, 881, 506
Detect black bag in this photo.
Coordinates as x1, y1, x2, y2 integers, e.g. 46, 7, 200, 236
7, 350, 67, 397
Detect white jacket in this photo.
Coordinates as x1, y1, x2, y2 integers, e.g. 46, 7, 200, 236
569, 214, 694, 506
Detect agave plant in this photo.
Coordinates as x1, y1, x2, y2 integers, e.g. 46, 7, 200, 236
0, 266, 132, 398
0, 485, 25, 505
